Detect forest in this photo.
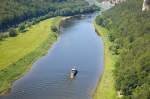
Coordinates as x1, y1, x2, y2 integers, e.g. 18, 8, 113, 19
96, 0, 150, 98
0, 0, 99, 33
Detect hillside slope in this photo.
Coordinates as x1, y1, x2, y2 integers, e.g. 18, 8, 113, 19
95, 0, 150, 98
0, 0, 98, 32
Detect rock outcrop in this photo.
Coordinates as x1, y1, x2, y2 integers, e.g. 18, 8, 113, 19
101, 0, 150, 11
110, 0, 126, 5
142, 0, 150, 11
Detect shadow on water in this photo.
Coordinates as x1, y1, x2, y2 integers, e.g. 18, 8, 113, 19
1, 13, 104, 99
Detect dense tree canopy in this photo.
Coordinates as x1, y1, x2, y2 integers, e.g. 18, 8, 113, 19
0, 0, 99, 32
96, 0, 150, 98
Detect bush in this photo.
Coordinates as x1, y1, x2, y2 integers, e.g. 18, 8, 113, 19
26, 22, 32, 28
96, 16, 104, 26
51, 25, 58, 32
108, 33, 115, 42
132, 84, 150, 99
9, 28, 17, 37
18, 23, 26, 32
0, 33, 9, 40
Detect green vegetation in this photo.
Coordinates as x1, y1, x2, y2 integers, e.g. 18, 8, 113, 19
8, 28, 17, 37
18, 23, 26, 33
93, 21, 117, 99
95, 0, 150, 98
0, 17, 62, 94
0, 0, 100, 95
0, 0, 99, 33
51, 25, 58, 32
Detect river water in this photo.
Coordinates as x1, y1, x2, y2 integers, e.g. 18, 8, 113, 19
1, 14, 104, 99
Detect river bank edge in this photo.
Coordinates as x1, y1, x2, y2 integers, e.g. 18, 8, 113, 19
93, 21, 117, 99
0, 16, 72, 96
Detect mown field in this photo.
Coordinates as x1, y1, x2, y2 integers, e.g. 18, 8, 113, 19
93, 22, 117, 99
0, 16, 62, 94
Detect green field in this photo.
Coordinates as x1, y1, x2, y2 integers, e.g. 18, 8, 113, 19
0, 17, 62, 94
93, 22, 117, 99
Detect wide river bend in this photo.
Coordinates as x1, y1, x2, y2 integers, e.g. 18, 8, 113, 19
1, 14, 104, 99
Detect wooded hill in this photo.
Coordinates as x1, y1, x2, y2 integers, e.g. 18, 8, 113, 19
0, 0, 98, 32
96, 0, 150, 98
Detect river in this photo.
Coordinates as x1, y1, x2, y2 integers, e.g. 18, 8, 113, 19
1, 14, 104, 99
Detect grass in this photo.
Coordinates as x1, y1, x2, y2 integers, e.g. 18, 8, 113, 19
93, 21, 117, 99
0, 17, 61, 69
0, 16, 63, 95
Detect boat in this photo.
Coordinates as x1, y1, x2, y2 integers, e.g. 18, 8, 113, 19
70, 68, 78, 79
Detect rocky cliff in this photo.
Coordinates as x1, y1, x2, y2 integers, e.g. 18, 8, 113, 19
100, 0, 150, 11
142, 0, 150, 11
109, 0, 126, 5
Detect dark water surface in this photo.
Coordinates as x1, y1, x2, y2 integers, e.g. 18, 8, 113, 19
1, 14, 104, 99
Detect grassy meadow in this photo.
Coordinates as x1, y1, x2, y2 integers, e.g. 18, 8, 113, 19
93, 22, 117, 99
0, 17, 62, 94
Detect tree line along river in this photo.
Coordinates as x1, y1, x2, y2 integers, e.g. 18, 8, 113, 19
1, 13, 104, 99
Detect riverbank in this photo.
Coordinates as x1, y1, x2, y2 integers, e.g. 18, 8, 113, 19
0, 17, 63, 95
93, 21, 117, 99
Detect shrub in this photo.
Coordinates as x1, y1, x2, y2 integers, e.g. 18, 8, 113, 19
108, 33, 115, 42
0, 33, 9, 40
9, 28, 17, 37
18, 23, 26, 32
26, 22, 32, 28
51, 25, 58, 32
